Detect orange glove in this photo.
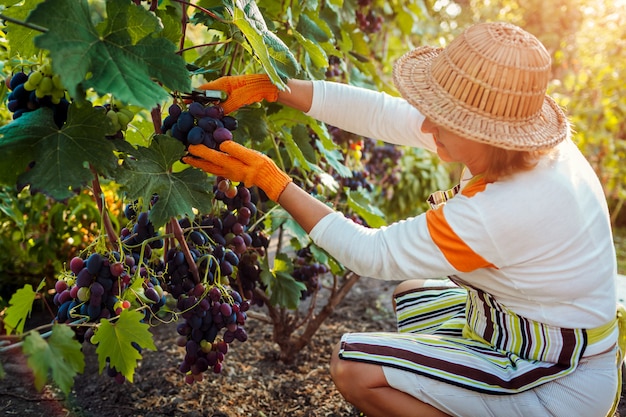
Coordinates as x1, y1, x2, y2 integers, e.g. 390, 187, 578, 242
183, 141, 292, 202
199, 74, 279, 114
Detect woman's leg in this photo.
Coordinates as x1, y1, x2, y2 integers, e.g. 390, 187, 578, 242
329, 343, 451, 417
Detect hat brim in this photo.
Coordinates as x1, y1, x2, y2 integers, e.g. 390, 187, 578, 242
392, 47, 570, 151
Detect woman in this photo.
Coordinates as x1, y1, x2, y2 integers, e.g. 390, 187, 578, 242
184, 22, 621, 417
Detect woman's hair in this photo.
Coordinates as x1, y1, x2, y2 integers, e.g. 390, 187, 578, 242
482, 145, 551, 182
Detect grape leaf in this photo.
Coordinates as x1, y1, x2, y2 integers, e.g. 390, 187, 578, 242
296, 12, 332, 44
3, 0, 45, 59
116, 135, 214, 228
261, 253, 306, 310
3, 284, 36, 335
292, 29, 328, 69
0, 104, 118, 201
231, 0, 298, 86
316, 139, 352, 178
346, 189, 387, 228
91, 309, 156, 383
22, 324, 85, 394
26, 0, 191, 109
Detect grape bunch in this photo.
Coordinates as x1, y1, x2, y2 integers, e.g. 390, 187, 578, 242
292, 247, 329, 299
356, 6, 384, 34
212, 177, 272, 305
173, 283, 250, 383
52, 196, 168, 383
161, 101, 237, 149
5, 62, 70, 128
54, 249, 166, 383
96, 100, 136, 139
335, 169, 373, 192
362, 138, 403, 188
161, 178, 272, 381
325, 55, 344, 79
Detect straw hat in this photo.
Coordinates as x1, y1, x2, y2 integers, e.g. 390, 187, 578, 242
393, 22, 569, 151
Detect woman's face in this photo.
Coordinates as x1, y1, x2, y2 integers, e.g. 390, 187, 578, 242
421, 117, 490, 173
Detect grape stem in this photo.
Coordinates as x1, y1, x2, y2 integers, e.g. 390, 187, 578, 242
90, 167, 119, 252
168, 217, 200, 284
150, 105, 162, 134
171, 1, 227, 23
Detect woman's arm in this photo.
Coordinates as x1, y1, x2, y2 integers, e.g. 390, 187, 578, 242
282, 80, 436, 151
277, 182, 334, 233
276, 79, 314, 113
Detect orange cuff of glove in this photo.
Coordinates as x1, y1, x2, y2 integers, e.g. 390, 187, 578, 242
199, 74, 279, 114
253, 155, 292, 202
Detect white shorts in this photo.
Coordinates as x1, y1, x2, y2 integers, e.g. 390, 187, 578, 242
382, 347, 619, 417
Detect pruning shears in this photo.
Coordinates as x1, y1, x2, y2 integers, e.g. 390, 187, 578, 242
176, 89, 228, 104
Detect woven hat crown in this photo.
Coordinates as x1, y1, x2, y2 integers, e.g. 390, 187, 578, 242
393, 22, 569, 150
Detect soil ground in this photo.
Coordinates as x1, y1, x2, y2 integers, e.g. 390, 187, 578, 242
1, 277, 625, 417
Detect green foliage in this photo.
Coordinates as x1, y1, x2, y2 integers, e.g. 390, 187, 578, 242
3, 283, 38, 335
22, 323, 85, 394
380, 148, 452, 222
548, 1, 626, 225
26, 0, 191, 108
261, 253, 307, 310
91, 309, 156, 383
0, 104, 116, 200
0, 185, 116, 299
116, 135, 214, 227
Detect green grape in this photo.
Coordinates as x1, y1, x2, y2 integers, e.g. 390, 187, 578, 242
52, 73, 64, 90
28, 70, 43, 87
38, 76, 53, 94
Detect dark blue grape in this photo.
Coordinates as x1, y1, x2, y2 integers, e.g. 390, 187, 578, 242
187, 126, 205, 145
9, 72, 28, 90
222, 116, 238, 131
86, 253, 103, 275
12, 84, 29, 103
197, 117, 222, 133
87, 304, 101, 320
188, 102, 205, 119
57, 300, 72, 322
204, 105, 223, 119
7, 100, 20, 112
170, 123, 186, 142
161, 115, 176, 132
202, 134, 217, 149
12, 109, 26, 119
189, 230, 206, 246
169, 104, 182, 118
177, 111, 195, 133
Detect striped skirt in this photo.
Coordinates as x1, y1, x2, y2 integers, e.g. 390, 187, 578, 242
338, 283, 589, 394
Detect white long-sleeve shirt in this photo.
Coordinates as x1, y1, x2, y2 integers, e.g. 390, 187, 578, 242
305, 81, 618, 352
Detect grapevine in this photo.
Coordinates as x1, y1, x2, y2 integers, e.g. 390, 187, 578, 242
0, 0, 417, 395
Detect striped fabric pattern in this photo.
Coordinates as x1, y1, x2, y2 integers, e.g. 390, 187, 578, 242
338, 284, 588, 394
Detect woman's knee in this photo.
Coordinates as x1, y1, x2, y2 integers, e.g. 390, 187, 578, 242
329, 342, 342, 380
392, 279, 427, 310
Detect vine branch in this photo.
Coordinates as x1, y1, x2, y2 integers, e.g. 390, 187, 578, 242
0, 13, 48, 32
